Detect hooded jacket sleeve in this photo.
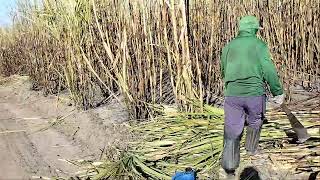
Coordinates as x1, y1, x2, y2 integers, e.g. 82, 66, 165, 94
258, 43, 284, 96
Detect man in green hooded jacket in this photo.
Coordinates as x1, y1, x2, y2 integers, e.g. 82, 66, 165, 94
220, 15, 284, 177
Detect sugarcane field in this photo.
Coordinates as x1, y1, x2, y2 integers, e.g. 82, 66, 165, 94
0, 0, 319, 179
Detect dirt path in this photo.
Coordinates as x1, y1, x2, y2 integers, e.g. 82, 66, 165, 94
0, 81, 89, 179
0, 76, 130, 179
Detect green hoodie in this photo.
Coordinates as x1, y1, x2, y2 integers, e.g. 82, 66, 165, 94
220, 29, 283, 97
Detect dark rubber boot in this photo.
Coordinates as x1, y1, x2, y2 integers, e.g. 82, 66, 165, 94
221, 136, 240, 175
245, 127, 261, 155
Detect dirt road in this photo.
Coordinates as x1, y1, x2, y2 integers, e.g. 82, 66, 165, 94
0, 79, 92, 179
0, 75, 130, 179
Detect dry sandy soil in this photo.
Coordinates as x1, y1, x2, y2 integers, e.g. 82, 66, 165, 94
0, 75, 130, 179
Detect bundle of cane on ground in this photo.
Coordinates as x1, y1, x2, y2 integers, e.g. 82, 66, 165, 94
75, 102, 320, 179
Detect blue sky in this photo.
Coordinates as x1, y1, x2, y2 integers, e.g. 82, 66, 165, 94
0, 0, 17, 26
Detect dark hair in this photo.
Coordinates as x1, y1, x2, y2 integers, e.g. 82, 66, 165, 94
239, 166, 261, 180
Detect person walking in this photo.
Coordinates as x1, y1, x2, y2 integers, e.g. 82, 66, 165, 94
220, 15, 285, 177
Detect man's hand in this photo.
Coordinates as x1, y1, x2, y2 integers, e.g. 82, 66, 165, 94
272, 94, 285, 105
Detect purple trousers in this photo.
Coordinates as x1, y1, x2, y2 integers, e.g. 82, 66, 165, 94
224, 96, 266, 139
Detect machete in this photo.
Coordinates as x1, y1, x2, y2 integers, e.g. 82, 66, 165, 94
280, 104, 311, 143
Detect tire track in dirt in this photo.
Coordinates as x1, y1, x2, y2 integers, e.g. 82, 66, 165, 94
0, 108, 53, 178
0, 88, 89, 179
0, 76, 132, 179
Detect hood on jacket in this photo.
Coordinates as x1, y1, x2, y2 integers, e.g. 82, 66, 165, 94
239, 16, 262, 32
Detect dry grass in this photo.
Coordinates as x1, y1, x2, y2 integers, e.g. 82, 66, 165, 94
0, 0, 319, 118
